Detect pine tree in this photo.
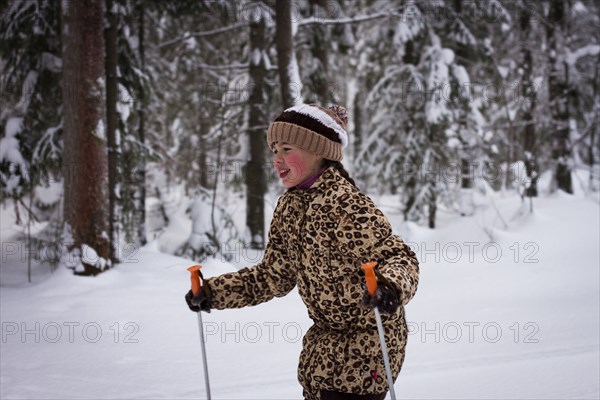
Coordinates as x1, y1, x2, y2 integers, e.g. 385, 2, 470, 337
1, 0, 63, 206
356, 1, 502, 227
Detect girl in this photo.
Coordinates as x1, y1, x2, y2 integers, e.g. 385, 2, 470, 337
186, 104, 419, 400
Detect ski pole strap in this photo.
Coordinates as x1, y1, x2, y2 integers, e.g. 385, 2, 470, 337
361, 261, 378, 297
187, 265, 204, 295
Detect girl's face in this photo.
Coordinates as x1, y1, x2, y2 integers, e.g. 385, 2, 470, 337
272, 142, 324, 188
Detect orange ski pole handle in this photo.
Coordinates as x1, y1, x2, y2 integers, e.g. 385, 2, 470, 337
187, 265, 204, 296
361, 261, 378, 297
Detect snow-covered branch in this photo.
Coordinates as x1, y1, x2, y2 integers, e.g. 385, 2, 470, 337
566, 45, 600, 67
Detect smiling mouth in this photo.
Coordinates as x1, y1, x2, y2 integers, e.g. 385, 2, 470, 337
278, 168, 290, 179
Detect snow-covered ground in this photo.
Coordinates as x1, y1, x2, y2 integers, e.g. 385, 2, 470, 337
1, 182, 599, 399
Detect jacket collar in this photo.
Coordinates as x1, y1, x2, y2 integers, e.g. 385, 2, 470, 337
286, 165, 340, 200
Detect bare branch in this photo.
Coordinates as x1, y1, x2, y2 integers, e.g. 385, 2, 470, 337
298, 11, 396, 27
158, 22, 249, 49
195, 63, 249, 70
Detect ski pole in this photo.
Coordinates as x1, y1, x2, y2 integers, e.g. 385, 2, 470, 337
361, 262, 397, 400
187, 265, 212, 400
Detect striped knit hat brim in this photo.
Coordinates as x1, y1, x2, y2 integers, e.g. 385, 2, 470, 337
267, 104, 348, 162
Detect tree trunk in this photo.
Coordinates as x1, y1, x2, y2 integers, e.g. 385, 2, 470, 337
353, 93, 362, 163
105, 0, 120, 262
590, 53, 599, 192
461, 158, 472, 190
246, 6, 268, 249
61, 0, 110, 275
547, 0, 573, 193
520, 2, 538, 198
275, 0, 295, 109
459, 157, 475, 216
310, 0, 331, 103
198, 118, 208, 188
403, 176, 416, 222
136, 0, 147, 246
428, 190, 437, 229
523, 114, 539, 198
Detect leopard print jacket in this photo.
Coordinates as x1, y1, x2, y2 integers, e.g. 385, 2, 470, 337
205, 166, 419, 398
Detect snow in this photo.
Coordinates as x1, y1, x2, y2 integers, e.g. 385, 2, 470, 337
287, 53, 303, 106
34, 180, 62, 207
447, 137, 461, 149
16, 71, 38, 114
394, 2, 424, 45
452, 65, 470, 88
566, 45, 600, 66
32, 125, 62, 162
291, 10, 299, 37
40, 52, 62, 73
441, 49, 455, 65
93, 119, 106, 141
573, 1, 588, 13
250, 48, 261, 66
187, 197, 215, 249
4, 117, 23, 138
0, 117, 29, 194
261, 50, 272, 71
497, 66, 509, 79
424, 34, 454, 124
80, 243, 99, 265
0, 135, 25, 166
117, 84, 132, 123
1, 179, 599, 398
184, 36, 197, 50
144, 168, 191, 254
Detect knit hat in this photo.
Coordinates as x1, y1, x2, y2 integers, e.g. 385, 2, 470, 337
267, 104, 349, 161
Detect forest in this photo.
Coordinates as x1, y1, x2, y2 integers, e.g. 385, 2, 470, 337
1, 0, 599, 276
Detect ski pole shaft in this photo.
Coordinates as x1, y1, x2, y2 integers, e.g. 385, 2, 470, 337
361, 262, 397, 400
373, 306, 395, 400
196, 312, 211, 400
187, 265, 212, 400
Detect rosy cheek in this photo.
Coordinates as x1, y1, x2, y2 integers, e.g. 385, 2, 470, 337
284, 154, 306, 180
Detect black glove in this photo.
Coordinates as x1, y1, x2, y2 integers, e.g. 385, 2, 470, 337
184, 281, 213, 313
363, 282, 400, 313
